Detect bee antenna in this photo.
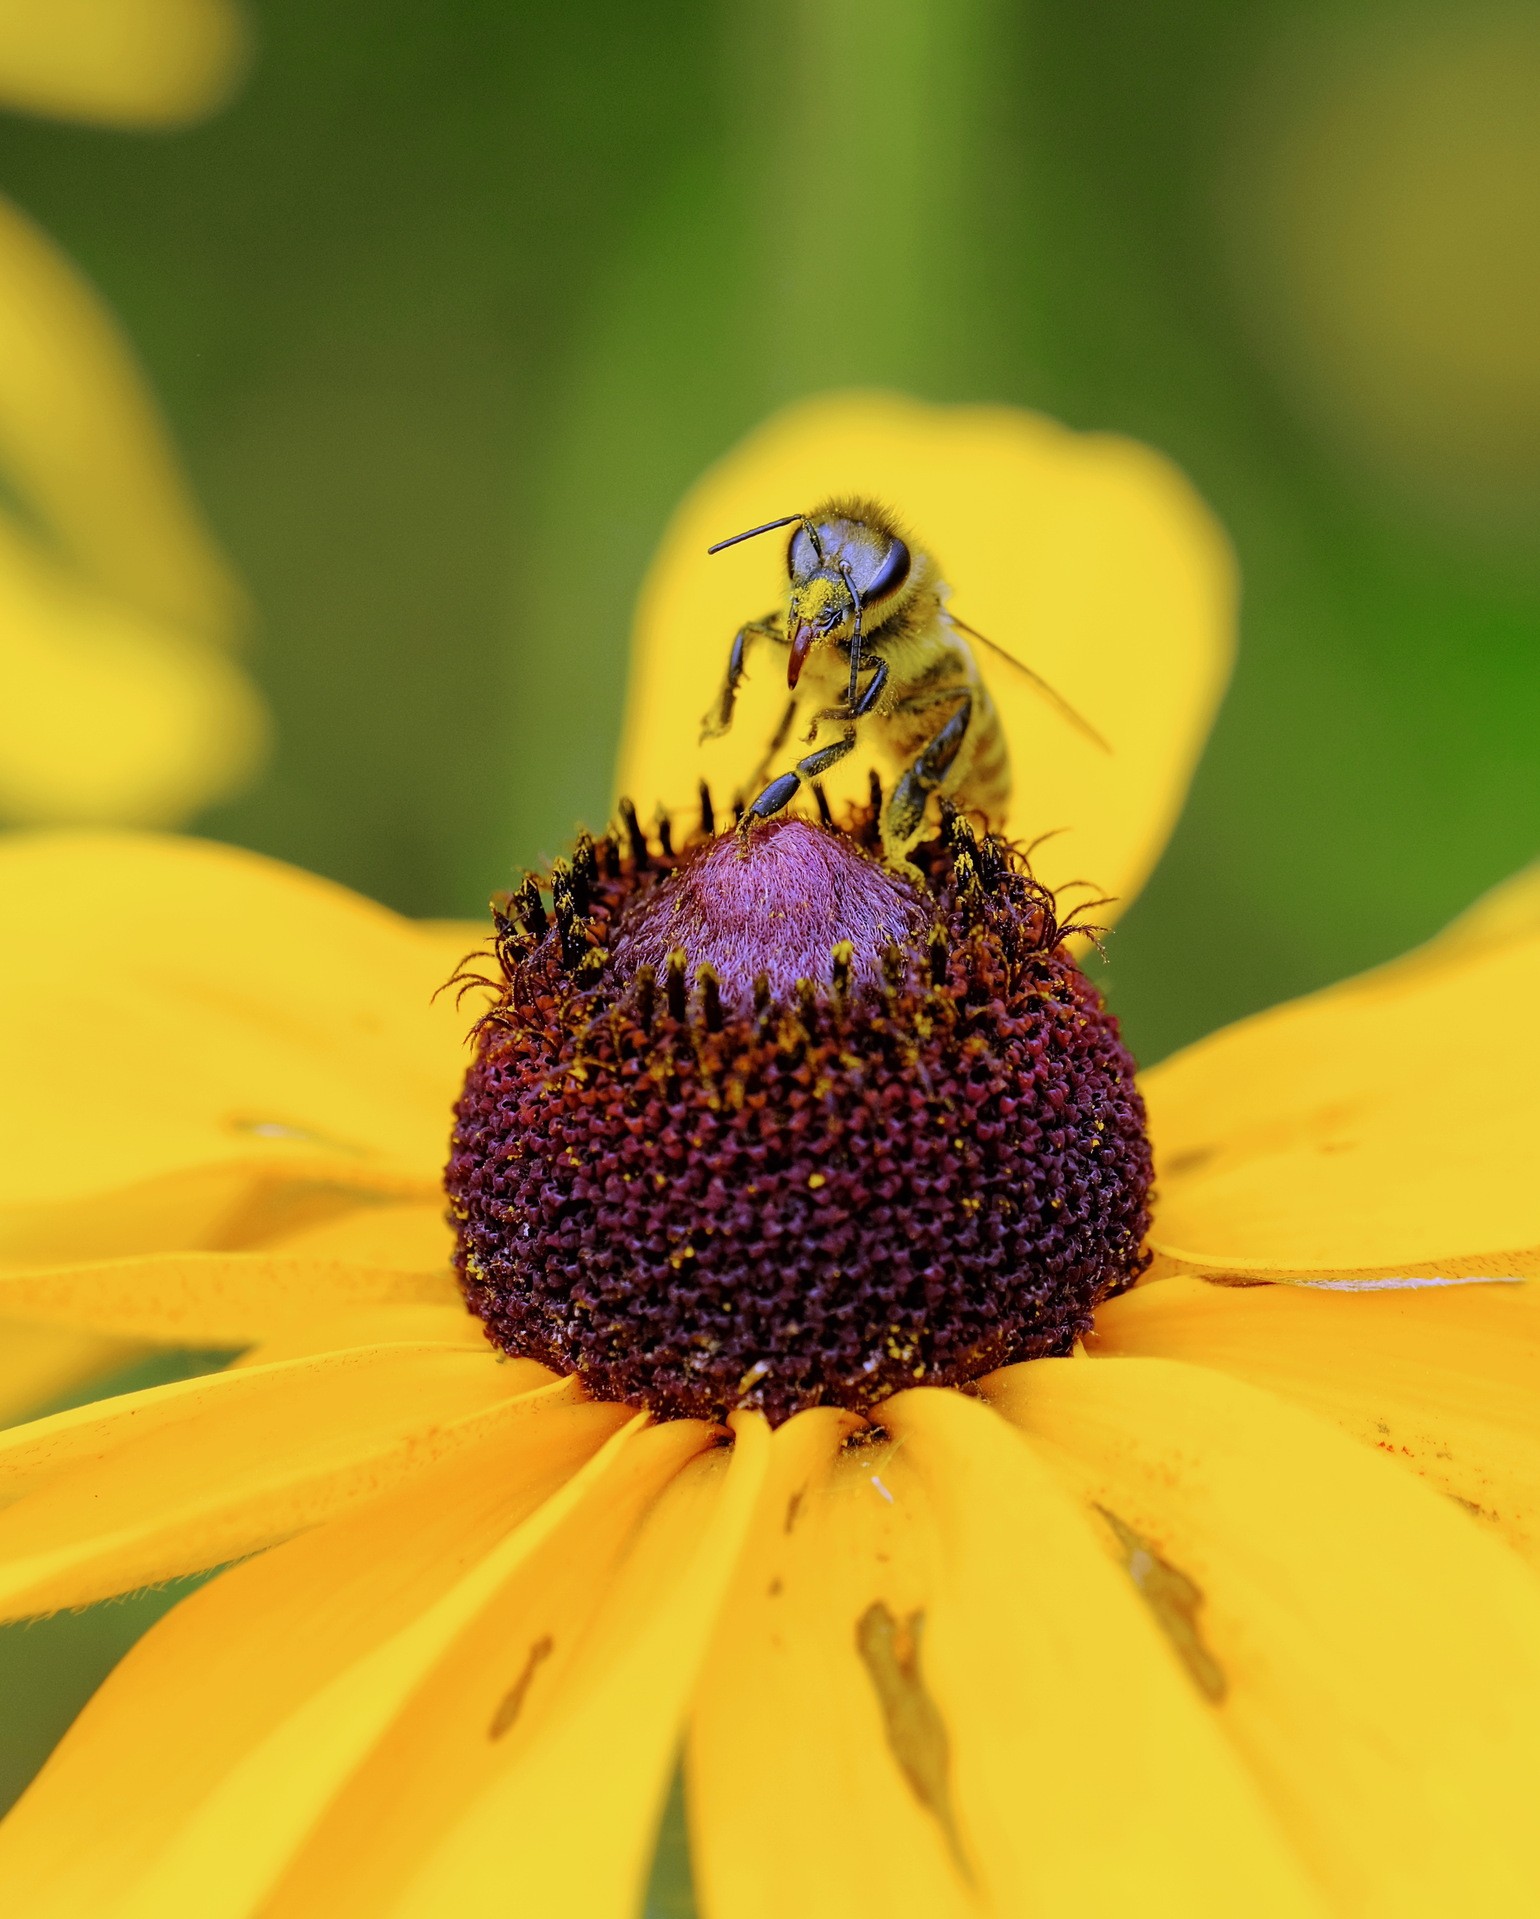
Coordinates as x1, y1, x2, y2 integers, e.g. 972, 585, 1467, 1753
706, 513, 806, 556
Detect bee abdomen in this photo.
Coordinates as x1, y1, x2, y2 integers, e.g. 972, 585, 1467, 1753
961, 695, 1011, 821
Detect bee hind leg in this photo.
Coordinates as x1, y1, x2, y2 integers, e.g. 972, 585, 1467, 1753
885, 694, 972, 866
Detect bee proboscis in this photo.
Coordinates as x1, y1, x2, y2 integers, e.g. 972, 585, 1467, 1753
699, 496, 1109, 867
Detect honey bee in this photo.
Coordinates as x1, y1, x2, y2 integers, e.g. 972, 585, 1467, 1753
699, 496, 1109, 868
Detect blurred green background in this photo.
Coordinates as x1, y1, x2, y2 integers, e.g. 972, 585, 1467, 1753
1, 0, 1537, 1894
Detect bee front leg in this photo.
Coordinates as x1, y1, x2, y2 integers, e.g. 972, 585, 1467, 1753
886, 693, 972, 860
700, 615, 781, 743
740, 728, 858, 834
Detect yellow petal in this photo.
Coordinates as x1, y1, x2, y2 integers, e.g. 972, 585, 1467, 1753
0, 197, 244, 634
0, 1395, 630, 1919
361, 1418, 767, 1919
0, 832, 472, 1264
259, 1196, 455, 1269
689, 1393, 1317, 1919
0, 514, 267, 826
618, 391, 1234, 917
1266, 853, 1540, 1008
1090, 1275, 1540, 1567
1144, 907, 1540, 1278
231, 1305, 489, 1369
417, 917, 496, 950
1444, 858, 1540, 950
0, 1249, 458, 1344
0, 1167, 439, 1274
0, 1320, 140, 1426
0, 1344, 564, 1618
0, 0, 247, 126
986, 1355, 1540, 1913
120, 1417, 723, 1919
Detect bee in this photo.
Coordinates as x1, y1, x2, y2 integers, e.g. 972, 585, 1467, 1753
699, 496, 1109, 868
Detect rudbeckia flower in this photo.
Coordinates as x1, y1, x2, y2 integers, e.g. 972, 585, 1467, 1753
2, 394, 1539, 1918
0, 0, 266, 833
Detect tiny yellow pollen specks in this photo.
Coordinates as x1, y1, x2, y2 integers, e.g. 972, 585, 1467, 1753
808, 1172, 827, 1189
737, 1358, 771, 1397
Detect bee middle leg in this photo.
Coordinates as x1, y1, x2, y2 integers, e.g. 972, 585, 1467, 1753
885, 691, 972, 859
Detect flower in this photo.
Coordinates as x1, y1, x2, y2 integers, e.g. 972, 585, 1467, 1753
1, 394, 1539, 1915
449, 809, 1155, 1424
0, 0, 267, 832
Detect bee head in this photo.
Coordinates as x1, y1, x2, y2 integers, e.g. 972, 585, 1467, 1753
784, 505, 912, 688
705, 498, 916, 690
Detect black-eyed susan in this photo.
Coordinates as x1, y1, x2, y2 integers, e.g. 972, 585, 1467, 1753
1, 396, 1539, 1918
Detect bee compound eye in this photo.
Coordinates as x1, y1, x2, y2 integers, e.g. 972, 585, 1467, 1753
788, 525, 820, 578
861, 535, 911, 604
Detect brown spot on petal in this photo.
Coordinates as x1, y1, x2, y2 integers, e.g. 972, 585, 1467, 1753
1162, 1144, 1217, 1178
856, 1602, 972, 1882
488, 1634, 554, 1740
1097, 1506, 1227, 1703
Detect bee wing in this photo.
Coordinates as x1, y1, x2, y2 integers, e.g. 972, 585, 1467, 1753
950, 616, 1112, 754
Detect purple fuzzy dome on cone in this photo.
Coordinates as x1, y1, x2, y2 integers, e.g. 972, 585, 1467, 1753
445, 801, 1153, 1424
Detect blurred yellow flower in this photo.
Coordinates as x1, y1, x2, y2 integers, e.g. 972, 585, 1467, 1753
0, 0, 267, 830
0, 398, 1538, 1915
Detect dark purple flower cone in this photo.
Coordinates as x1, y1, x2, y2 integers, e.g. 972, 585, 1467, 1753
445, 798, 1153, 1424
